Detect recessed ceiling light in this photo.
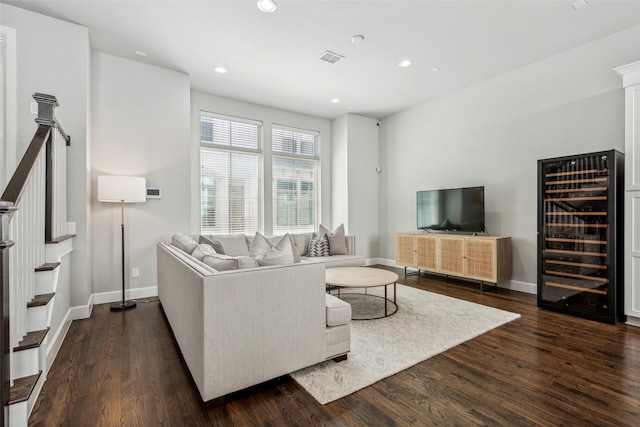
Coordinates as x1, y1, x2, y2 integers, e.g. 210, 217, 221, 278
134, 50, 147, 57
351, 34, 365, 45
572, 0, 587, 10
331, 98, 340, 104
429, 66, 440, 72
398, 59, 412, 68
257, 0, 277, 13
214, 66, 228, 74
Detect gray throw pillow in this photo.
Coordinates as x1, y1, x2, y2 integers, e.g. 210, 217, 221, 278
199, 235, 226, 254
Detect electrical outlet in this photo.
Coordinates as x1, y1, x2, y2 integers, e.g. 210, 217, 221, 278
30, 101, 38, 114
131, 267, 140, 278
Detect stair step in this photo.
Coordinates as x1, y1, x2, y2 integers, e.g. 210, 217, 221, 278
35, 262, 60, 272
27, 293, 55, 308
45, 233, 75, 244
14, 328, 49, 352
9, 371, 42, 405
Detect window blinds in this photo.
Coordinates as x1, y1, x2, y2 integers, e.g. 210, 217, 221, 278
200, 113, 261, 234
272, 126, 319, 233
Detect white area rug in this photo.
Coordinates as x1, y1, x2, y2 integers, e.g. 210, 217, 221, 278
290, 284, 520, 404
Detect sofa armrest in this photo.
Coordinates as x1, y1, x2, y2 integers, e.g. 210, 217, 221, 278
345, 235, 356, 255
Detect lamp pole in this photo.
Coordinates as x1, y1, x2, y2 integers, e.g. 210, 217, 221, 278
111, 199, 136, 311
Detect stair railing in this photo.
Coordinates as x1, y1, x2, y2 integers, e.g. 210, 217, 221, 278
0, 93, 70, 426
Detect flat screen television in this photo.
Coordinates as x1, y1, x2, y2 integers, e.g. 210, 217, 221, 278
417, 186, 485, 233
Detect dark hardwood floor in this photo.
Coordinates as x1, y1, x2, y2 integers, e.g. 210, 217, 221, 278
30, 266, 640, 426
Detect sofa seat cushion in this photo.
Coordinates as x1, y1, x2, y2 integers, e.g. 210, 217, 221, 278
301, 255, 365, 268
325, 293, 351, 326
202, 253, 257, 271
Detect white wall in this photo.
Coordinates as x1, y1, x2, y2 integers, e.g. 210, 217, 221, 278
0, 4, 91, 306
331, 115, 348, 229
331, 114, 380, 260
91, 52, 191, 294
379, 24, 640, 292
190, 91, 332, 235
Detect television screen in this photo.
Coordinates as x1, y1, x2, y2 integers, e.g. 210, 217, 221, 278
417, 186, 485, 232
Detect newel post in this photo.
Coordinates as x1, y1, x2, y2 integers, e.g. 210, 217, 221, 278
33, 93, 58, 243
0, 201, 16, 427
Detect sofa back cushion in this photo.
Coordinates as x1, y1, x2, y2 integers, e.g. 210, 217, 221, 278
172, 233, 198, 254
212, 234, 250, 256
291, 233, 313, 256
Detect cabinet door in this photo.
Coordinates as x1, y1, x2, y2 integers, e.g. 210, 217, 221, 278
438, 236, 465, 276
396, 234, 416, 267
465, 239, 496, 282
416, 235, 437, 271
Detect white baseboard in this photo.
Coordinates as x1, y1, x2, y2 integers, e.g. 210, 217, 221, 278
626, 315, 640, 327
501, 280, 537, 295
371, 258, 537, 295
45, 303, 92, 382
89, 286, 159, 306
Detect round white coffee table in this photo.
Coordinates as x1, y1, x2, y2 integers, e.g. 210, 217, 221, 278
325, 267, 399, 319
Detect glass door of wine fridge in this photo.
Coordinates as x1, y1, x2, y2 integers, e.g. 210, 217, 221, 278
537, 149, 624, 324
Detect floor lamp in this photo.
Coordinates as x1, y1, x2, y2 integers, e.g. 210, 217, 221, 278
98, 175, 146, 311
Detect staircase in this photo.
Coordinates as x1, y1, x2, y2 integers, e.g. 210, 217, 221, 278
0, 94, 73, 426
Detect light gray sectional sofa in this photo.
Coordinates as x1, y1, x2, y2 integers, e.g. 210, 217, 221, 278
157, 232, 364, 404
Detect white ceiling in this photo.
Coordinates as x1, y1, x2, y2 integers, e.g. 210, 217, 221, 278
6, 0, 640, 119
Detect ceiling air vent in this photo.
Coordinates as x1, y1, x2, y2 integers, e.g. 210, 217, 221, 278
318, 51, 345, 65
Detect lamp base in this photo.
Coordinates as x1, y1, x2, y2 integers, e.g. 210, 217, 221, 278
110, 301, 137, 311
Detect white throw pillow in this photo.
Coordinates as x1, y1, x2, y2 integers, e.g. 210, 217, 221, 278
319, 224, 348, 255
250, 232, 301, 264
171, 233, 198, 254
191, 244, 216, 261
255, 234, 298, 266
249, 232, 273, 258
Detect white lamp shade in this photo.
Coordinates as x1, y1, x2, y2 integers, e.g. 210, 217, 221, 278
98, 175, 146, 203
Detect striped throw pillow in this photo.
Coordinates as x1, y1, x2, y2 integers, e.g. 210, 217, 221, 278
307, 233, 331, 257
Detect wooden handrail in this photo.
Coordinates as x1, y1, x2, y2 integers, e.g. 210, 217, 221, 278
0, 124, 51, 204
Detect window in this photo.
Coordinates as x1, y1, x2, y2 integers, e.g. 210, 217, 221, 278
272, 126, 319, 233
200, 112, 261, 234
